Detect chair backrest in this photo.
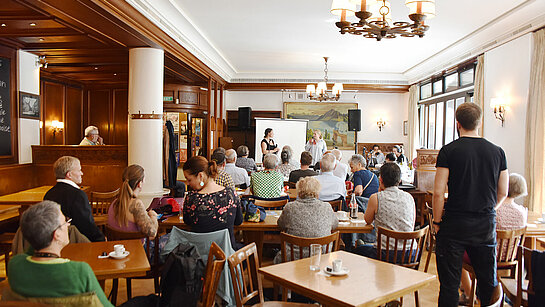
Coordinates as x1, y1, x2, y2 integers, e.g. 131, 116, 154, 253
104, 225, 158, 265
227, 243, 263, 307
376, 226, 428, 270
280, 231, 340, 262
496, 226, 526, 271
328, 200, 342, 212
253, 198, 288, 210
425, 202, 436, 238
200, 242, 226, 307
286, 182, 296, 189
90, 188, 120, 215
515, 245, 535, 306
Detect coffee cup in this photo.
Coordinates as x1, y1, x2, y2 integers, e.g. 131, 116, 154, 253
332, 259, 343, 272
114, 244, 125, 256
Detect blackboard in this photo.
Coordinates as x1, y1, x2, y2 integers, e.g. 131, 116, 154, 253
0, 57, 11, 156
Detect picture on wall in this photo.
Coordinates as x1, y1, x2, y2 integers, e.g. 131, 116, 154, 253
284, 102, 357, 150
19, 92, 40, 119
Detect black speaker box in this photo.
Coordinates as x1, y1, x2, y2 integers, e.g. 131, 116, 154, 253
238, 107, 252, 130
348, 109, 361, 131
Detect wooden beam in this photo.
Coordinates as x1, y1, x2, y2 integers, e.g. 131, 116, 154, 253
0, 28, 82, 37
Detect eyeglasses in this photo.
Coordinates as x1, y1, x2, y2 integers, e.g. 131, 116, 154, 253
52, 217, 72, 238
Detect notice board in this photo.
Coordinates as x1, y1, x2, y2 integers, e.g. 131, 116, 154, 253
0, 57, 11, 156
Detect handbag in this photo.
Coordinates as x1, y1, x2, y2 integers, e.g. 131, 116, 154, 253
244, 203, 266, 222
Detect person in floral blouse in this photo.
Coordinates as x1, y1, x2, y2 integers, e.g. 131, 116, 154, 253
182, 156, 243, 250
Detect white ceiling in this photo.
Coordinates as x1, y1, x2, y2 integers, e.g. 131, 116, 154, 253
129, 0, 545, 83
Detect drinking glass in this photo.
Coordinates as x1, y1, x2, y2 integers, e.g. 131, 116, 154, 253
309, 244, 321, 271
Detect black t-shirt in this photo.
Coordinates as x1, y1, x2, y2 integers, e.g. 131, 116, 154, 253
436, 137, 507, 217
288, 169, 318, 183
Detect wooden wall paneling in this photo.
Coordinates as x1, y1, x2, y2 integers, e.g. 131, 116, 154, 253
65, 86, 83, 145
0, 45, 18, 164
206, 79, 212, 158
178, 90, 198, 105
0, 164, 38, 196
42, 81, 65, 145
87, 89, 111, 145
113, 89, 128, 145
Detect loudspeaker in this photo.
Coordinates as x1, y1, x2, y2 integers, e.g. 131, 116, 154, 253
238, 107, 252, 130
348, 109, 361, 131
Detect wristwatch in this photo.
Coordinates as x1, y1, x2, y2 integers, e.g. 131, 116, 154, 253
432, 220, 441, 225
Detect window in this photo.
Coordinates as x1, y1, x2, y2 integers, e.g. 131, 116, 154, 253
420, 83, 432, 100
433, 79, 443, 95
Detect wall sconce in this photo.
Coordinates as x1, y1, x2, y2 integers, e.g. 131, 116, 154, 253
377, 118, 386, 131
490, 97, 506, 127
51, 120, 64, 137
35, 55, 48, 68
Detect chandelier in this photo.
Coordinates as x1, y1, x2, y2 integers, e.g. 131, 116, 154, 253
331, 0, 435, 41
306, 57, 343, 102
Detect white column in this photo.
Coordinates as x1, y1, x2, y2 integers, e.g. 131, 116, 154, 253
18, 51, 41, 164
128, 47, 164, 206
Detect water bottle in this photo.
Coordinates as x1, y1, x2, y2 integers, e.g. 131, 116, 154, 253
349, 193, 358, 219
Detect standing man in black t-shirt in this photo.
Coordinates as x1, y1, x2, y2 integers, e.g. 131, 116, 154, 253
432, 103, 508, 306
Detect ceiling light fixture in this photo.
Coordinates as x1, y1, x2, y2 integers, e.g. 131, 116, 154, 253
35, 55, 48, 68
1, 24, 6, 27
306, 57, 343, 102
29, 22, 36, 27
331, 0, 435, 41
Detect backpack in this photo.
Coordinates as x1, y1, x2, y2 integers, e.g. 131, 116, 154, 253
159, 242, 206, 307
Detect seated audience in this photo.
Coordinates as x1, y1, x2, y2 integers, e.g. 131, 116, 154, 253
44, 156, 105, 242
7, 201, 112, 306
79, 125, 104, 145
235, 145, 258, 172
250, 154, 284, 198
211, 150, 235, 189
368, 144, 385, 167
224, 149, 250, 188
349, 154, 379, 198
182, 156, 243, 250
315, 153, 346, 201
276, 146, 298, 178
385, 153, 397, 163
393, 145, 408, 164
332, 149, 349, 180
353, 163, 415, 259
288, 151, 318, 183
282, 145, 301, 168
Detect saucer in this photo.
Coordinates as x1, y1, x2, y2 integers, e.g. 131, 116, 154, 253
109, 251, 130, 259
324, 265, 349, 276
338, 217, 350, 222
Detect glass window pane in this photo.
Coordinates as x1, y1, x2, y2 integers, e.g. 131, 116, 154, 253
460, 68, 474, 86
435, 102, 444, 149
419, 106, 425, 148
420, 83, 432, 100
424, 105, 429, 148
445, 74, 458, 91
433, 80, 443, 94
428, 104, 436, 149
445, 99, 455, 145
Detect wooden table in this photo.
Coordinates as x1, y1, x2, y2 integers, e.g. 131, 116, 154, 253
0, 205, 20, 223
61, 239, 150, 288
259, 251, 436, 307
0, 185, 91, 208
525, 211, 545, 249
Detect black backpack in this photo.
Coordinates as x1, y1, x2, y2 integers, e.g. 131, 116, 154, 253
159, 242, 206, 307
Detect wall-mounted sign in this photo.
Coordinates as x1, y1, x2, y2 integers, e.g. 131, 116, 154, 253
163, 96, 173, 102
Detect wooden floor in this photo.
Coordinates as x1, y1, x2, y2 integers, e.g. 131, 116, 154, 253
0, 250, 506, 306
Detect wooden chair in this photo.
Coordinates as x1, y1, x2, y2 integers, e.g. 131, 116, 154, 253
253, 198, 289, 210
286, 182, 296, 189
500, 245, 534, 307
328, 200, 342, 212
104, 225, 161, 305
376, 226, 429, 307
227, 243, 311, 307
90, 188, 119, 215
463, 226, 527, 307
0, 232, 15, 275
199, 242, 226, 307
423, 202, 436, 273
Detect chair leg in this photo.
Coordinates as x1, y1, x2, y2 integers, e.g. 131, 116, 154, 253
109, 278, 118, 306
424, 238, 433, 273
414, 291, 420, 307
154, 276, 160, 294
126, 278, 132, 300
468, 273, 476, 307
281, 286, 288, 301
273, 284, 279, 300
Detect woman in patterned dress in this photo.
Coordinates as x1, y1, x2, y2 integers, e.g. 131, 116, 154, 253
182, 156, 243, 250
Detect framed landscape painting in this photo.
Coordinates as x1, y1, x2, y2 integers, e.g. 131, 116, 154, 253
284, 102, 357, 150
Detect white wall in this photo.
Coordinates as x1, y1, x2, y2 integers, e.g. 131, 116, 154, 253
225, 90, 409, 163
17, 50, 41, 164
483, 33, 532, 179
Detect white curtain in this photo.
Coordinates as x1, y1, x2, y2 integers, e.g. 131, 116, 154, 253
474, 54, 485, 136
407, 85, 419, 162
525, 29, 545, 213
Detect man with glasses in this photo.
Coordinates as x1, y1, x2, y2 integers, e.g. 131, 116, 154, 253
79, 126, 104, 145
44, 156, 105, 242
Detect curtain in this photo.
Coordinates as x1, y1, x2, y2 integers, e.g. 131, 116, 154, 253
474, 54, 485, 136
407, 84, 419, 162
525, 29, 545, 213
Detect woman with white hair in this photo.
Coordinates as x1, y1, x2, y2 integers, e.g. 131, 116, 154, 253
305, 129, 327, 165
276, 146, 298, 178
348, 154, 379, 198
250, 153, 284, 198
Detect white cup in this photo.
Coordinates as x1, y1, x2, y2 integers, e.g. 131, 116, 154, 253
332, 259, 343, 273
114, 244, 125, 256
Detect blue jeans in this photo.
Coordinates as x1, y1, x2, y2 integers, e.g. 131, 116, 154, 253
341, 196, 375, 250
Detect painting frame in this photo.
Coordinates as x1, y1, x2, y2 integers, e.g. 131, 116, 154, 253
19, 91, 40, 119
403, 120, 408, 136
284, 102, 358, 150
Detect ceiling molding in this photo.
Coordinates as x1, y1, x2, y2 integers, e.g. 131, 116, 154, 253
225, 82, 409, 93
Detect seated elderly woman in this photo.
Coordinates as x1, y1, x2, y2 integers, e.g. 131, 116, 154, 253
276, 146, 298, 178
182, 156, 243, 250
349, 154, 379, 198
7, 201, 112, 306
250, 153, 284, 199
235, 145, 258, 172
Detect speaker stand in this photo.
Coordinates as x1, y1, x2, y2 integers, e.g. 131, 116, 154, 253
354, 131, 358, 155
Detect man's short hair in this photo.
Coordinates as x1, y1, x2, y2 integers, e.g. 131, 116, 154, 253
296, 176, 321, 199
349, 154, 366, 168
332, 149, 342, 161
263, 154, 278, 170
21, 201, 62, 251
508, 173, 528, 199
213, 147, 226, 154
456, 102, 482, 131
373, 144, 379, 149
84, 126, 98, 137
385, 153, 396, 162
225, 149, 237, 163
236, 145, 249, 157
320, 153, 337, 172
53, 156, 79, 179
211, 151, 226, 165
379, 163, 401, 188
300, 151, 313, 166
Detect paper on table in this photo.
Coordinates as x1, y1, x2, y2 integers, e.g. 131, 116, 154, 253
527, 223, 538, 228
338, 221, 350, 225
350, 219, 366, 224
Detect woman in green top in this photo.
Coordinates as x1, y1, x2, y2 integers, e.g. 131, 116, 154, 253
8, 201, 113, 307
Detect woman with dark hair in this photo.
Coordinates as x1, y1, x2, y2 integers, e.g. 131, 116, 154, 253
182, 156, 243, 249
261, 128, 279, 160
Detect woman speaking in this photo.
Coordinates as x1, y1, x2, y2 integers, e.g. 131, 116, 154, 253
305, 129, 327, 165
261, 128, 279, 160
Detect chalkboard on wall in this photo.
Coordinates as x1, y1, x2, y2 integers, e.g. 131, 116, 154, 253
0, 57, 11, 156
